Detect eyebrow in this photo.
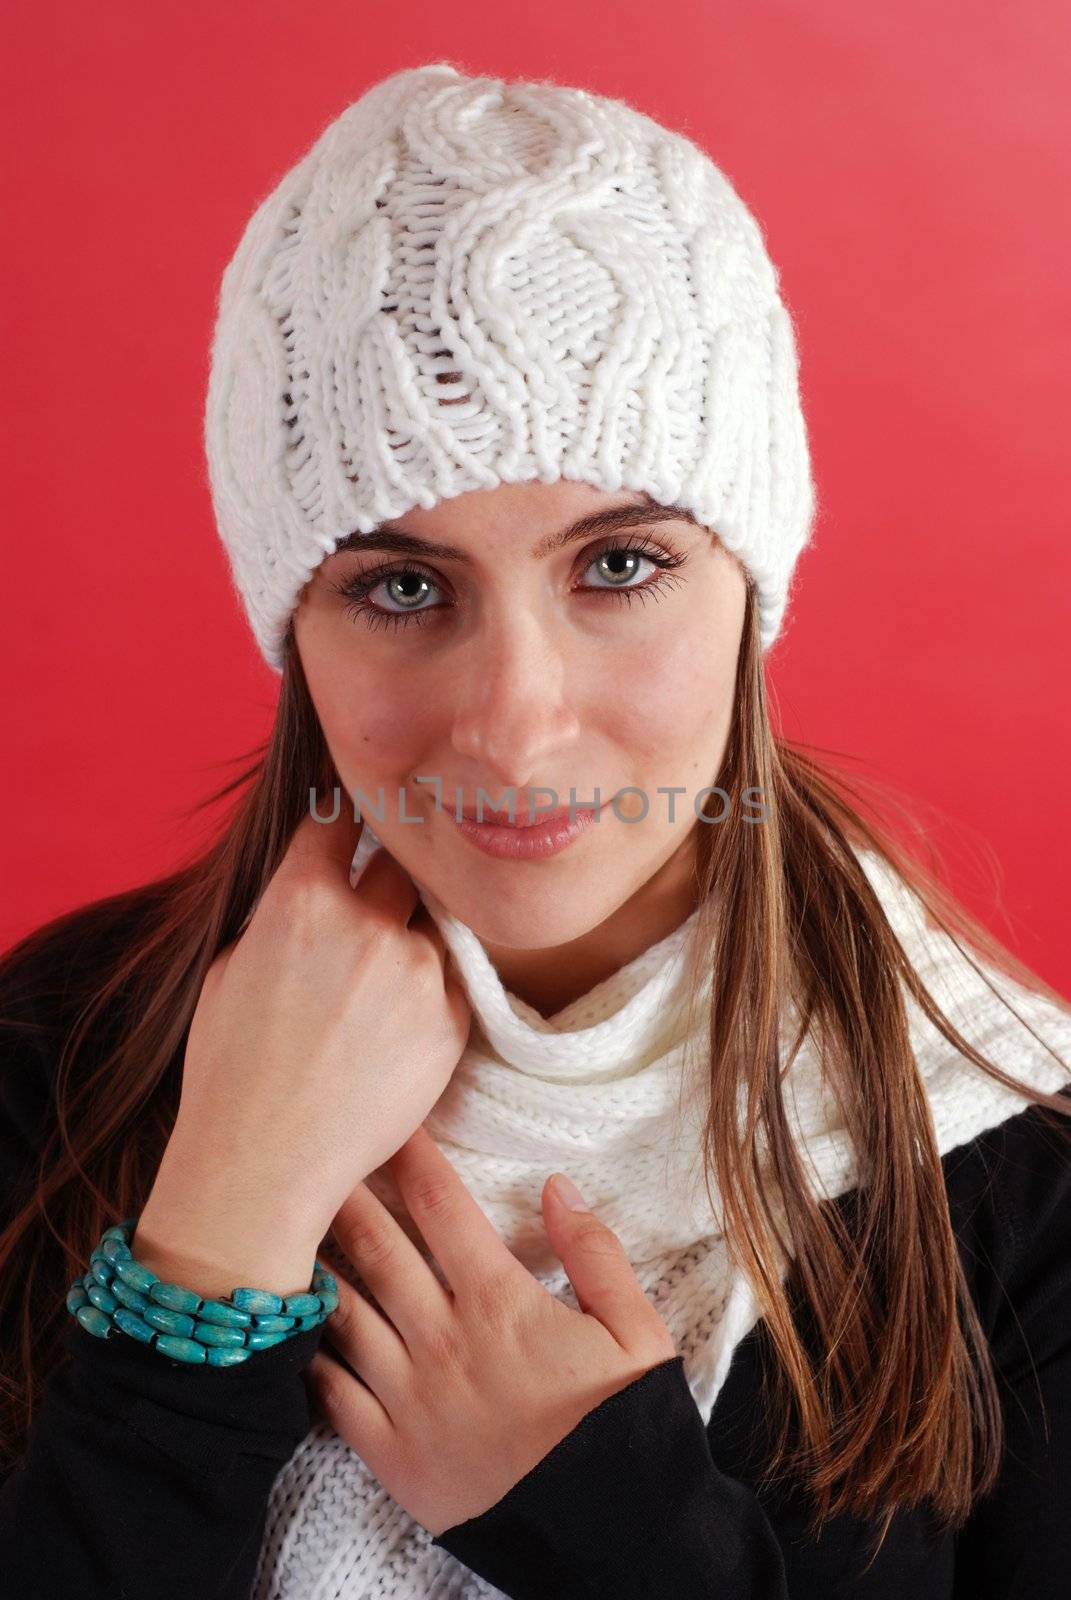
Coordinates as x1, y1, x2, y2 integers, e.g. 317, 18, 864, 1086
326, 497, 704, 565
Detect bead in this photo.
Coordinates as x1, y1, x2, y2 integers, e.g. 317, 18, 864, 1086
251, 1313, 295, 1333
148, 1280, 203, 1314
85, 1282, 119, 1316
113, 1258, 160, 1293
283, 1292, 321, 1317
230, 1287, 284, 1314
155, 1334, 207, 1364
69, 1217, 332, 1369
113, 1309, 157, 1344
245, 1329, 289, 1350
110, 1277, 152, 1315
206, 1345, 252, 1367
75, 1305, 113, 1339
197, 1298, 252, 1328
193, 1322, 247, 1348
142, 1305, 197, 1338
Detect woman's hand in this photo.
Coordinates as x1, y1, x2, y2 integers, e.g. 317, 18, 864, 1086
135, 810, 472, 1298
305, 1124, 679, 1537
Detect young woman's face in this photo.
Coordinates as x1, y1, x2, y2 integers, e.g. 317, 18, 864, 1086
293, 478, 747, 950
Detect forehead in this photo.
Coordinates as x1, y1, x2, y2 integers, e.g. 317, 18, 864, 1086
329, 482, 704, 564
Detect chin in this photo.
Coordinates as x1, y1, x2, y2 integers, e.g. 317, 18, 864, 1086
419, 873, 618, 951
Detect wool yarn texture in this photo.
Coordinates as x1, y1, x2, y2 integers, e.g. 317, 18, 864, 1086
251, 834, 1071, 1599
203, 61, 817, 672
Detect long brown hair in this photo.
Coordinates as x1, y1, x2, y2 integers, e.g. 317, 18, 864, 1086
2, 584, 1069, 1565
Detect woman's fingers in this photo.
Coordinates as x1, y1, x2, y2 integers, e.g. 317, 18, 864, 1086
306, 1342, 394, 1450
386, 1125, 523, 1299
540, 1177, 677, 1357
320, 1268, 409, 1407
329, 1172, 452, 1350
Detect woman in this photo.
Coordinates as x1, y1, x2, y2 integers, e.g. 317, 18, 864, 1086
1, 61, 1069, 1600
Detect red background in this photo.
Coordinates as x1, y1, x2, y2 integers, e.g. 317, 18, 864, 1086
3, 2, 1069, 990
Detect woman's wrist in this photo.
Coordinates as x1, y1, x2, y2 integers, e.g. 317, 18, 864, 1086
133, 1170, 323, 1300
128, 1220, 318, 1302
68, 1212, 337, 1361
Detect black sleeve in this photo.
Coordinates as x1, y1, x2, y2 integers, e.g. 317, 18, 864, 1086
0, 1318, 324, 1599
432, 1088, 1071, 1600
432, 1352, 789, 1599
0, 943, 326, 1600
949, 1085, 1071, 1596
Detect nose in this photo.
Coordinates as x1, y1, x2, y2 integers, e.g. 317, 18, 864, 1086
448, 609, 582, 788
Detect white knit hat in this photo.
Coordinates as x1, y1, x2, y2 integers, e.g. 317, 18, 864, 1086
203, 62, 817, 672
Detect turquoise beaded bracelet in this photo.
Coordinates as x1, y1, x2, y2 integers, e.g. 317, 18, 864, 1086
65, 1217, 339, 1366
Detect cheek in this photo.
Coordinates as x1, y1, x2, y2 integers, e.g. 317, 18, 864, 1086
295, 601, 419, 762
614, 625, 735, 769
304, 658, 430, 778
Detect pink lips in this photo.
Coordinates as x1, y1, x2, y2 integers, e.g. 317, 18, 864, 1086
457, 804, 589, 829
451, 801, 604, 860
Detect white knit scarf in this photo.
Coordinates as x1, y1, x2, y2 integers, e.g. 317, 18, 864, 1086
252, 845, 1071, 1599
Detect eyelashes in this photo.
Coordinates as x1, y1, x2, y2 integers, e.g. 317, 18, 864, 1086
326, 534, 688, 634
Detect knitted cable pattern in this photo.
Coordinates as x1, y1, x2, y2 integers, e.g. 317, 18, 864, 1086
251, 845, 1071, 1598
203, 62, 817, 672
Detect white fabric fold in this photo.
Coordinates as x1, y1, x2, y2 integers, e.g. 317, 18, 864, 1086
253, 837, 1070, 1599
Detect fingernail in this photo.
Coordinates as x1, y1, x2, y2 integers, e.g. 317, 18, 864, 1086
349, 827, 383, 887
552, 1173, 588, 1212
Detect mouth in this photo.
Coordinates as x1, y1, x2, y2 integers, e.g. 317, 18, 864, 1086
450, 798, 607, 860
456, 801, 601, 830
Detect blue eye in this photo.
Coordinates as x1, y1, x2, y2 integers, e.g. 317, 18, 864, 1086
328, 534, 687, 634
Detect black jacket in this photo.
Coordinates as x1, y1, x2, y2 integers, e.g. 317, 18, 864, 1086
1, 895, 1069, 1599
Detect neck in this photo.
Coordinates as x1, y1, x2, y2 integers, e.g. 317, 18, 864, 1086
476, 840, 703, 1018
